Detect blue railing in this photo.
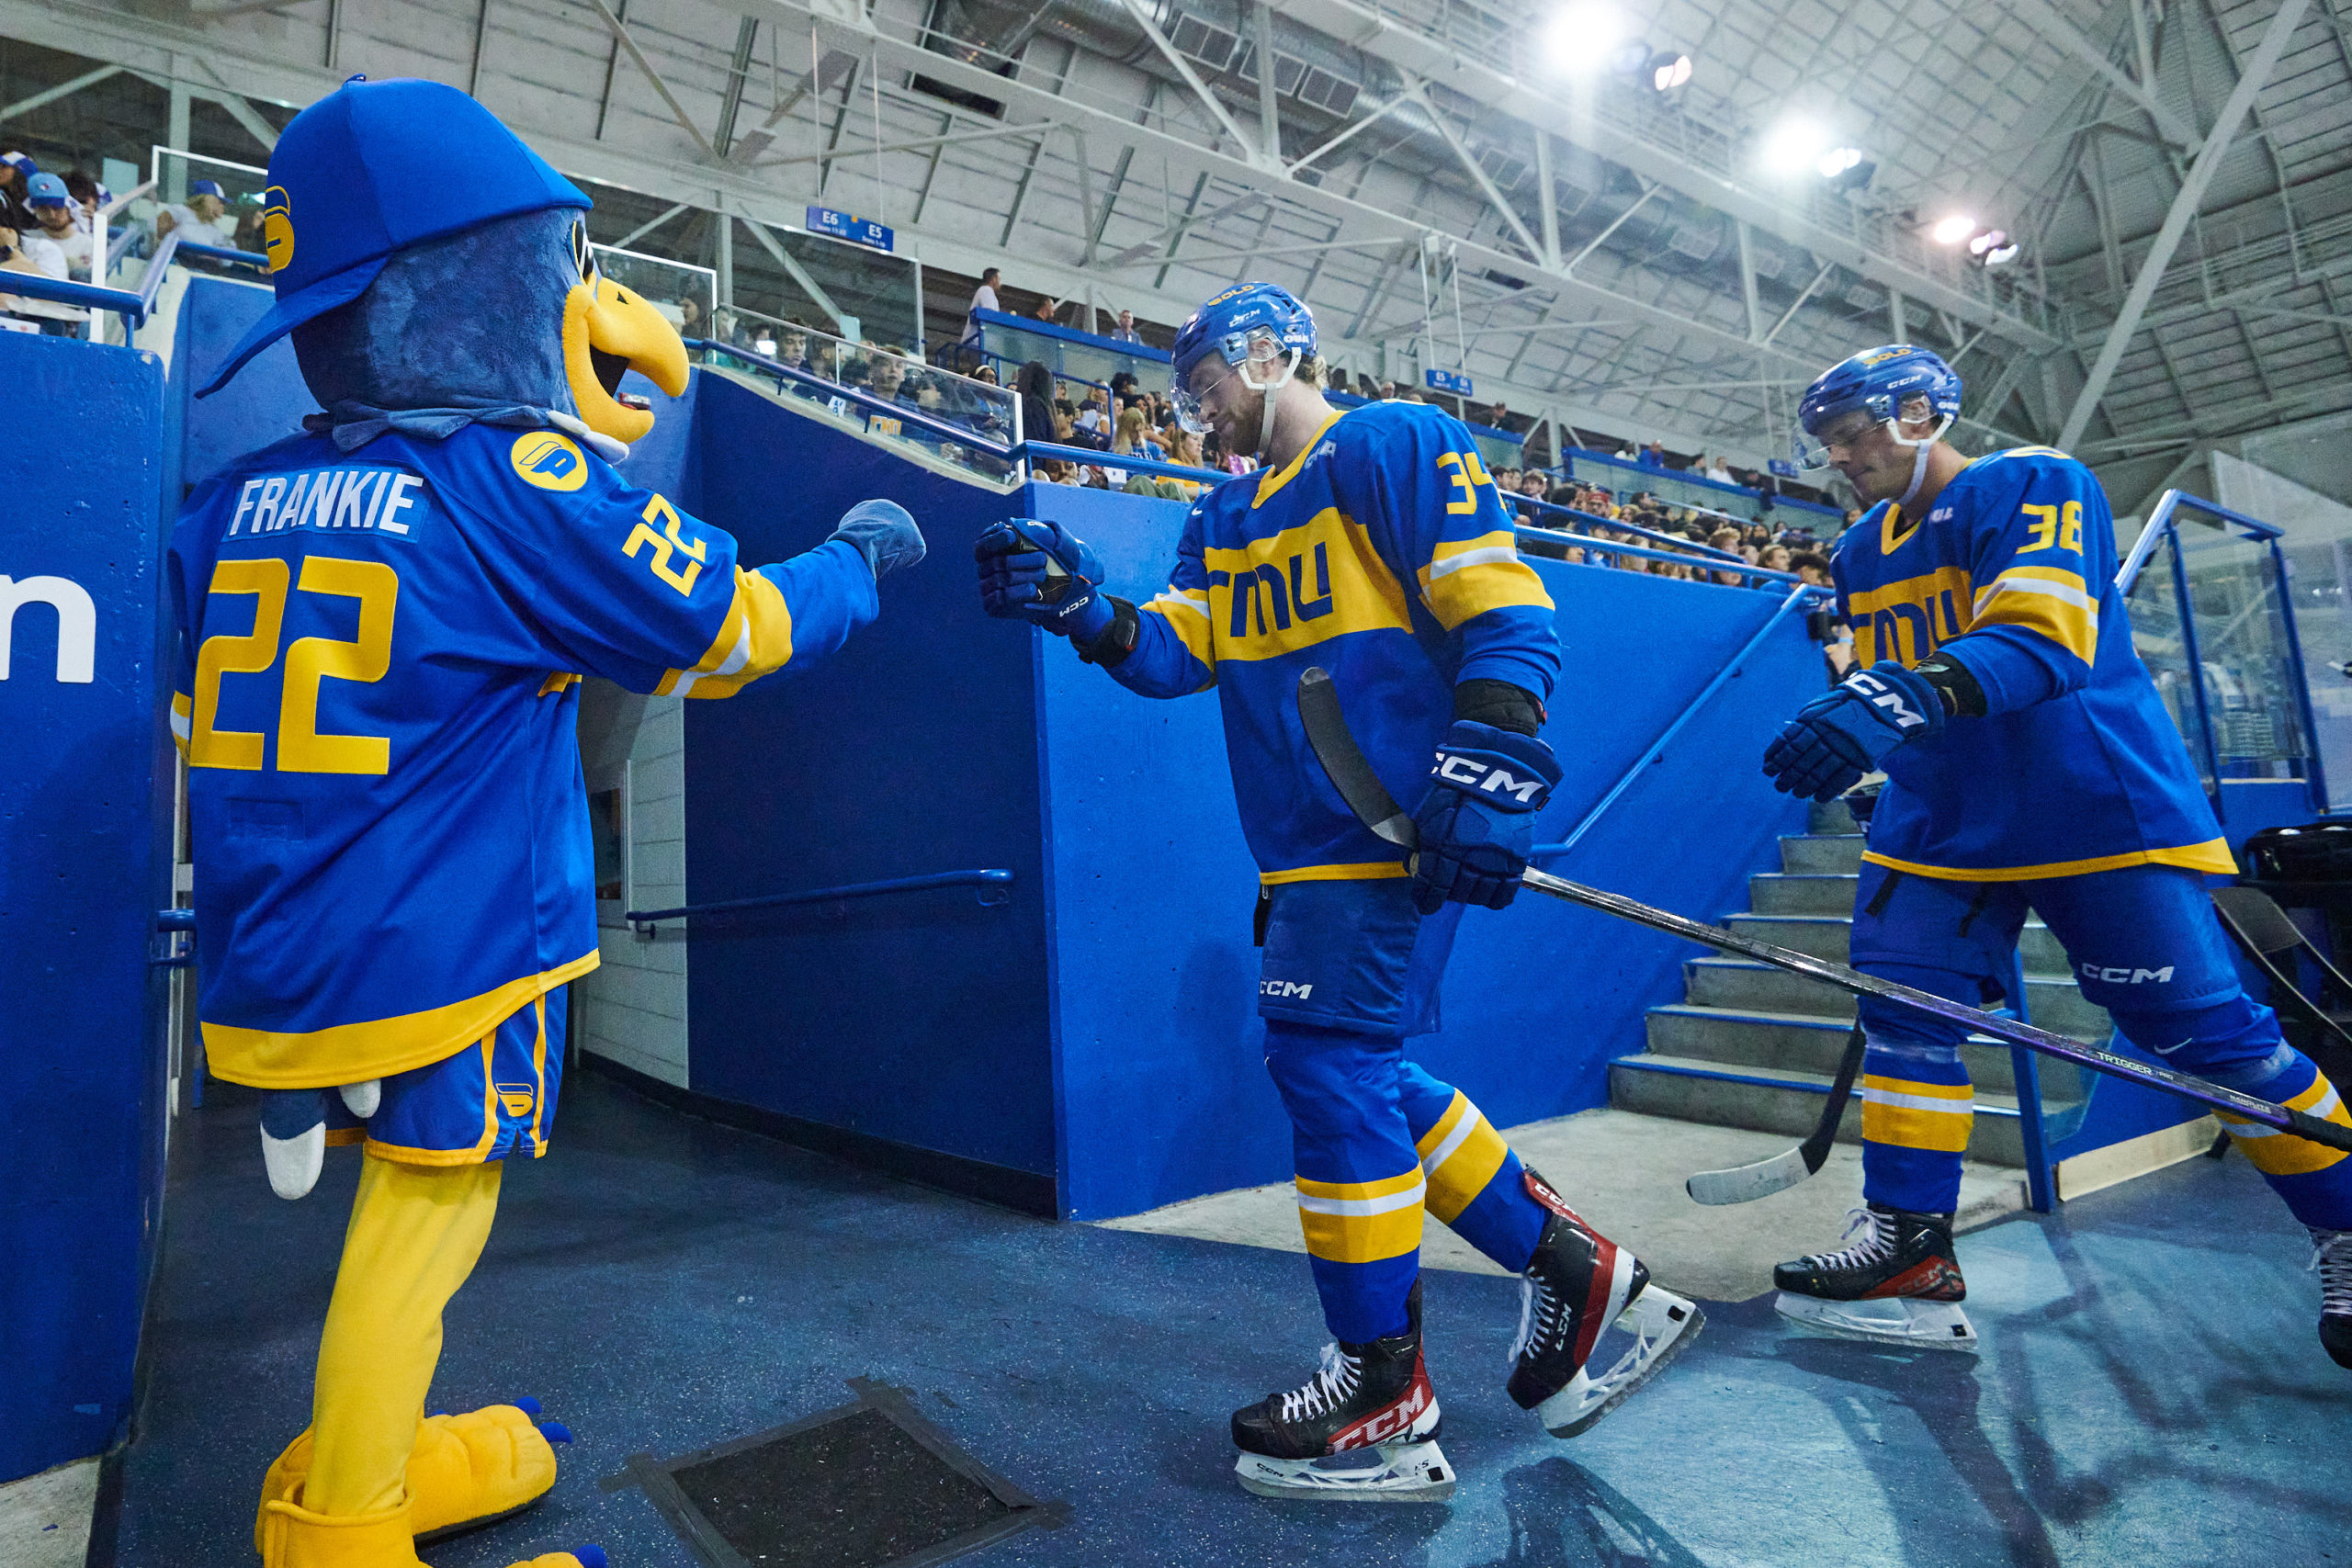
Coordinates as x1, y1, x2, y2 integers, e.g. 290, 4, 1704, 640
627, 869, 1014, 935
1530, 581, 1828, 863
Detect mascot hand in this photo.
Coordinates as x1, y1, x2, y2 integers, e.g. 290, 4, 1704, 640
828, 500, 927, 581
259, 1081, 379, 1201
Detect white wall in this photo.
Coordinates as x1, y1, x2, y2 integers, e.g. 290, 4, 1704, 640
575, 694, 689, 1087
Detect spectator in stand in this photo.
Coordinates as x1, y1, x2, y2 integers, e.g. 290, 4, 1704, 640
1109, 309, 1142, 344
1111, 405, 1165, 463
1030, 294, 1065, 325
1757, 543, 1792, 583
1378, 379, 1397, 400
1485, 399, 1510, 431
962, 267, 1001, 347
1638, 439, 1668, 470
0, 152, 36, 233
1703, 454, 1734, 484
1072, 387, 1109, 444
155, 178, 234, 250
1014, 360, 1056, 448
25, 174, 90, 279
11, 174, 87, 336
1842, 506, 1864, 528
973, 364, 1000, 386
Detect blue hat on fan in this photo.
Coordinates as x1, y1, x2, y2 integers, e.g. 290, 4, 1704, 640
197, 74, 589, 398
26, 172, 68, 207
188, 178, 228, 200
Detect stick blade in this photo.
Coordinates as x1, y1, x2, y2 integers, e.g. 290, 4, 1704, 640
1685, 1145, 1816, 1206
1296, 667, 1417, 849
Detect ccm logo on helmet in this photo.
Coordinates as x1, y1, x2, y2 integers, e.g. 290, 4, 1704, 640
1431, 750, 1545, 803
1261, 979, 1315, 999
2080, 964, 2176, 985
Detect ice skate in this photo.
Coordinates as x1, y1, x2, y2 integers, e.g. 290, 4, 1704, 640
1232, 1280, 1452, 1503
1509, 1169, 1702, 1437
1773, 1203, 1978, 1352
2311, 1227, 2352, 1370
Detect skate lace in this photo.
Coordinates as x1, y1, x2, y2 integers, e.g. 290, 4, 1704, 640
2310, 1228, 2352, 1316
1510, 1274, 1562, 1367
1806, 1207, 1896, 1273
1277, 1342, 1363, 1423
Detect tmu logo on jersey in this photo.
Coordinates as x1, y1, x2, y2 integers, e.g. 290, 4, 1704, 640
1201, 507, 1411, 660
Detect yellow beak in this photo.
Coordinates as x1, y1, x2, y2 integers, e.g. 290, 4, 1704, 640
562, 276, 691, 445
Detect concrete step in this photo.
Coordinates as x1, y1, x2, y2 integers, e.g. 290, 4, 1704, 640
1644, 1004, 2084, 1100
1747, 872, 1858, 915
1726, 913, 2074, 977
1685, 957, 1853, 1019
1808, 798, 1860, 835
1607, 1053, 2036, 1167
1781, 834, 1865, 875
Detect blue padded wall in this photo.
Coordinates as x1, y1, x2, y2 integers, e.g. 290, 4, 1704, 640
175, 275, 311, 494
0, 333, 172, 1481
678, 377, 1058, 1200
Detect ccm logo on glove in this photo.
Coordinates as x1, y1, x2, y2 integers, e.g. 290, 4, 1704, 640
1431, 749, 1549, 804
1846, 670, 1929, 731
1261, 979, 1316, 999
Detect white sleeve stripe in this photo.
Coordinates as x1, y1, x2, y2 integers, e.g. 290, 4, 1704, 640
169, 707, 191, 741
1150, 591, 1210, 618
1428, 545, 1519, 581
1976, 575, 2096, 614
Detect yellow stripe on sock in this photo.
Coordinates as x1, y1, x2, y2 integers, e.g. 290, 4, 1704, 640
1860, 1074, 1974, 1153
1295, 1167, 1425, 1264
1413, 1091, 1510, 1224
2218, 1074, 2352, 1176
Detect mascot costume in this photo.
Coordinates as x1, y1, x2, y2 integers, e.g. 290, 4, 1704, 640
168, 76, 925, 1567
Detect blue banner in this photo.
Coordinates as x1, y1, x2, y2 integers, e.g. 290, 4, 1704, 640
806, 206, 895, 252
1424, 367, 1474, 396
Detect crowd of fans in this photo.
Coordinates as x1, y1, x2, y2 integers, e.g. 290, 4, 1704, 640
0, 152, 105, 334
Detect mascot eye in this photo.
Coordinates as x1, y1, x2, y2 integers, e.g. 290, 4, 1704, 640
570, 220, 599, 286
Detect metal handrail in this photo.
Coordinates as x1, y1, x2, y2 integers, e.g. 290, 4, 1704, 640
1513, 523, 1809, 585
1531, 583, 1827, 860
1023, 438, 1226, 484
690, 337, 1022, 456
175, 241, 270, 268
1514, 495, 1744, 560
626, 868, 1014, 934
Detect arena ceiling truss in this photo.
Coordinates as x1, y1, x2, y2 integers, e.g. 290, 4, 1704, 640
4, 0, 2347, 494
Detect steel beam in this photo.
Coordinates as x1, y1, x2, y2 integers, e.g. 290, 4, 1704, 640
1999, 0, 2199, 151
0, 63, 120, 122
1113, 0, 1263, 168
2059, 0, 2312, 450
587, 0, 718, 160
1400, 74, 1544, 265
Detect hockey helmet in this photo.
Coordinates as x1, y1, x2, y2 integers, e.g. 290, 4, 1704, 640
1792, 344, 1962, 470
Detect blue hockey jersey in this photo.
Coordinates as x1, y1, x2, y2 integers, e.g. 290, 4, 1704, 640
1832, 446, 2230, 881
167, 423, 878, 1088
1109, 400, 1560, 880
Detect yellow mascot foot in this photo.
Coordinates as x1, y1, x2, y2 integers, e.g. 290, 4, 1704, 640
258, 1493, 605, 1568
259, 1404, 562, 1551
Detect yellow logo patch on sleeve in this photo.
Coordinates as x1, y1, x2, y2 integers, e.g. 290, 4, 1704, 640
509, 431, 588, 491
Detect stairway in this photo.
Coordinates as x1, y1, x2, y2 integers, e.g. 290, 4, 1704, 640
1608, 799, 2110, 1167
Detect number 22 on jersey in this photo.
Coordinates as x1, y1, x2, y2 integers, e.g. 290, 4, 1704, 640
191, 555, 399, 774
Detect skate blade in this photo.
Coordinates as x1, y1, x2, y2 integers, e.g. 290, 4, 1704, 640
1775, 1291, 1979, 1353
1538, 1285, 1705, 1439
1235, 1438, 1456, 1504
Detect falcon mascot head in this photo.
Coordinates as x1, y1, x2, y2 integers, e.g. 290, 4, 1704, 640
197, 74, 687, 456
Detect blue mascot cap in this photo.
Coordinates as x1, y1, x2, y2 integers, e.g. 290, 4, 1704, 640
198, 75, 589, 398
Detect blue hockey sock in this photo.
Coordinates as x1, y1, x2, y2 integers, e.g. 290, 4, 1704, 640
1858, 1031, 1973, 1215
1397, 1063, 1544, 1274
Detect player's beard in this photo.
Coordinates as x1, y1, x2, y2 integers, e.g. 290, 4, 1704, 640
1219, 383, 1271, 461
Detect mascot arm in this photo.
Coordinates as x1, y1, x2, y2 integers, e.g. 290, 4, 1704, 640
458, 441, 881, 699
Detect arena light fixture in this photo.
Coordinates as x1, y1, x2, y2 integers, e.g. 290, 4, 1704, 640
1761, 119, 1831, 176
1649, 51, 1692, 91
1816, 147, 1862, 179
1930, 214, 1977, 245
1540, 3, 1630, 73
1966, 228, 2008, 256
1981, 242, 2020, 266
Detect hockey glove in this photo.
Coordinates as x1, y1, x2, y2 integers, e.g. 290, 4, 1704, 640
1762, 661, 1946, 803
974, 519, 1114, 643
826, 499, 927, 581
1409, 721, 1564, 914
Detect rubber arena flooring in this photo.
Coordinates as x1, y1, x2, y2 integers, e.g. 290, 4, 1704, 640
119, 1067, 2352, 1568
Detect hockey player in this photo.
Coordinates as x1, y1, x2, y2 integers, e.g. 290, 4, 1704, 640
1763, 344, 2352, 1362
973, 284, 1701, 1501
173, 79, 923, 1567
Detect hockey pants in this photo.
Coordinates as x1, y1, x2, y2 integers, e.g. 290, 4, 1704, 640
1848, 860, 2352, 1227
1256, 876, 1548, 1343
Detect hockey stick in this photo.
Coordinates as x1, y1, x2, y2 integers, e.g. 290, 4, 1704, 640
1294, 668, 2352, 1156
1683, 1026, 1864, 1206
